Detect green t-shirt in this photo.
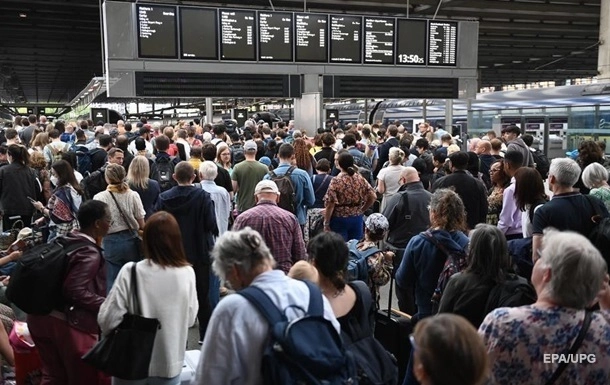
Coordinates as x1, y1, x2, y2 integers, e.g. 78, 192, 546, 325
232, 160, 270, 212
590, 186, 610, 212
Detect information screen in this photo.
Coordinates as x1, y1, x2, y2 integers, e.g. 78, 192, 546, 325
180, 8, 218, 60
363, 17, 395, 64
295, 13, 328, 62
395, 19, 427, 65
137, 4, 178, 58
220, 9, 256, 61
428, 21, 457, 66
258, 12, 293, 62
329, 15, 362, 63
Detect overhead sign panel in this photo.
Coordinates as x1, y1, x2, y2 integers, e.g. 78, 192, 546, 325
428, 21, 458, 66
137, 4, 177, 58
180, 7, 218, 59
329, 15, 362, 63
363, 17, 395, 64
258, 11, 293, 62
396, 19, 427, 65
220, 9, 256, 61
295, 13, 328, 63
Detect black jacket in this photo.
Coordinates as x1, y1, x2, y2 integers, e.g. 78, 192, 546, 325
382, 182, 432, 249
0, 163, 40, 216
432, 170, 488, 230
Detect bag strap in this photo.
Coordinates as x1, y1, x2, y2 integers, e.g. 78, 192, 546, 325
584, 194, 604, 223
313, 174, 330, 195
130, 262, 141, 316
389, 191, 410, 228
285, 166, 296, 178
239, 285, 285, 325
108, 191, 135, 233
544, 310, 593, 385
422, 230, 453, 261
348, 240, 380, 260
304, 280, 324, 317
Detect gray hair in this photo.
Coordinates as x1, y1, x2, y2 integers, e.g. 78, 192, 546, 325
549, 158, 581, 187
199, 161, 218, 181
582, 162, 609, 189
540, 229, 607, 308
211, 227, 275, 281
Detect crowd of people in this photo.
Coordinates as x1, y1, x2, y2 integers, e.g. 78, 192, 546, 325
0, 113, 608, 385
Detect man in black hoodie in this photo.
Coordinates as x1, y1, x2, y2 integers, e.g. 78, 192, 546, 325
157, 162, 218, 343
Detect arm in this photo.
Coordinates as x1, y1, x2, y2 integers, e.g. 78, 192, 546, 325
497, 187, 515, 233
187, 267, 199, 327
532, 234, 543, 263
98, 265, 130, 334
302, 174, 315, 208
376, 179, 386, 195
323, 201, 335, 231
231, 180, 239, 194
362, 184, 377, 213
62, 248, 106, 313
291, 218, 307, 264
0, 251, 22, 268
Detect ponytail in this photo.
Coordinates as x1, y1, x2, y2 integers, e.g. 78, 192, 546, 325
346, 166, 356, 176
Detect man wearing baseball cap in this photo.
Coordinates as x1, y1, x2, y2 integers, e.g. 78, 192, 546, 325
232, 180, 306, 273
231, 140, 269, 213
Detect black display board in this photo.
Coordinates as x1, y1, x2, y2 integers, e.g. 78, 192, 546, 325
258, 12, 293, 62
396, 19, 427, 65
428, 21, 458, 66
363, 17, 395, 64
220, 9, 256, 61
295, 13, 328, 62
180, 8, 218, 59
329, 15, 362, 63
137, 4, 178, 58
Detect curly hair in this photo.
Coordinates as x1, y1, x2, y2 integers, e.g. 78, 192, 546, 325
293, 138, 312, 171
578, 140, 603, 168
429, 188, 467, 232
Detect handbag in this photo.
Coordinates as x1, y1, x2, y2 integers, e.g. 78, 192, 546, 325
0, 220, 24, 250
82, 263, 161, 380
108, 191, 144, 260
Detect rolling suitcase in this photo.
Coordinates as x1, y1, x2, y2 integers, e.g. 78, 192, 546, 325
374, 273, 413, 384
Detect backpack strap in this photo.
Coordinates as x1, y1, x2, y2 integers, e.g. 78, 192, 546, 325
268, 170, 278, 179
239, 285, 285, 325
313, 174, 330, 195
388, 191, 410, 229
348, 239, 380, 260
422, 230, 452, 259
303, 280, 324, 317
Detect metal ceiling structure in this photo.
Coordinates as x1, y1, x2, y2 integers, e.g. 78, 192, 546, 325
0, 0, 602, 106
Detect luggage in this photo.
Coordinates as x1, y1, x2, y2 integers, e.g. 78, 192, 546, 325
374, 271, 413, 384
180, 350, 200, 384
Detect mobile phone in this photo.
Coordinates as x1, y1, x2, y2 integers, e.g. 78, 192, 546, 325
27, 197, 36, 203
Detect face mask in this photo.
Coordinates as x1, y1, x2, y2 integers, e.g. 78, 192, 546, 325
50, 175, 58, 186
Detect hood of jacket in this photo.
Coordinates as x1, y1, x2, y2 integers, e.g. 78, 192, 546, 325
508, 137, 528, 150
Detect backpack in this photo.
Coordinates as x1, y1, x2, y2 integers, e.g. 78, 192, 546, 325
269, 166, 297, 214
423, 231, 468, 308
6, 237, 92, 315
155, 156, 176, 192
239, 280, 358, 385
483, 274, 537, 314
80, 167, 106, 200
343, 281, 399, 385
346, 239, 380, 282
531, 149, 550, 179
585, 195, 610, 268
71, 145, 102, 175
46, 143, 70, 166
230, 144, 245, 166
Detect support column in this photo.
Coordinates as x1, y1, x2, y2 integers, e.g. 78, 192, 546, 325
445, 99, 453, 133
205, 97, 214, 124
294, 74, 322, 136
599, 0, 610, 80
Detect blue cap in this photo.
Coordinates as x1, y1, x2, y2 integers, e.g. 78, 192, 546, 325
259, 156, 272, 166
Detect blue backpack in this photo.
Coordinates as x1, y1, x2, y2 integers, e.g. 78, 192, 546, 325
239, 280, 358, 385
346, 239, 379, 282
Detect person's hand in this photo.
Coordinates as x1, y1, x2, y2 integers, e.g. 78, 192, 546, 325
34, 217, 46, 226
1, 276, 9, 286
597, 274, 610, 310
384, 251, 395, 262
8, 251, 22, 262
32, 201, 44, 211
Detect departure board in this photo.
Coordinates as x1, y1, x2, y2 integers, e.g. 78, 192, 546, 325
428, 21, 457, 66
396, 19, 427, 65
295, 13, 328, 62
180, 8, 218, 60
220, 9, 256, 61
363, 17, 394, 64
137, 4, 178, 58
258, 12, 293, 62
329, 15, 362, 63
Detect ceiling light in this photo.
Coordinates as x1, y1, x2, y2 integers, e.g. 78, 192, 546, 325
19, 13, 27, 18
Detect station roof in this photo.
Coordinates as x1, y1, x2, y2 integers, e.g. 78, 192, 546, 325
0, 0, 601, 105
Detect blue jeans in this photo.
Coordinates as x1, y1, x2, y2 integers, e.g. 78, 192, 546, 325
102, 230, 141, 293
112, 374, 180, 385
209, 271, 220, 310
330, 215, 364, 242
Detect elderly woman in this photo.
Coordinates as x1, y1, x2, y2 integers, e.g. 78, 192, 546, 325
395, 188, 469, 320
438, 224, 535, 328
376, 147, 407, 212
583, 162, 610, 210
479, 229, 610, 385
411, 314, 488, 385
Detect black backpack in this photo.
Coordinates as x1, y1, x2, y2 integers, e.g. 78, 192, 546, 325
230, 144, 245, 166
585, 195, 610, 268
531, 149, 550, 179
386, 191, 417, 249
6, 237, 92, 315
483, 274, 537, 314
80, 166, 106, 200
269, 166, 297, 214
343, 281, 398, 385
155, 156, 176, 192
239, 280, 358, 385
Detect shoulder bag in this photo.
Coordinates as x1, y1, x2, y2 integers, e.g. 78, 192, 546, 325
82, 263, 161, 380
109, 191, 144, 260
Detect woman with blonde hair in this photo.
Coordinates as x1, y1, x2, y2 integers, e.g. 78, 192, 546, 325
29, 131, 49, 154
127, 155, 160, 219
98, 211, 198, 385
216, 143, 232, 174
376, 147, 407, 212
93, 163, 146, 292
